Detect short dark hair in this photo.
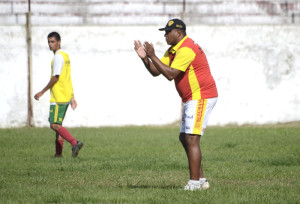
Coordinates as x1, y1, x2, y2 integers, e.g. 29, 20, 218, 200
47, 32, 61, 41
174, 29, 186, 36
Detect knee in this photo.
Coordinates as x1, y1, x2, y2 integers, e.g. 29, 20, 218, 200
50, 123, 61, 132
185, 134, 200, 146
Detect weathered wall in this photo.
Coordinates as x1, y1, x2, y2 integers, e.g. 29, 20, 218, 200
0, 25, 299, 127
1, 0, 299, 25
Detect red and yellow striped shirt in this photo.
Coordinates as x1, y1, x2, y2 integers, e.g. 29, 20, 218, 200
161, 36, 218, 102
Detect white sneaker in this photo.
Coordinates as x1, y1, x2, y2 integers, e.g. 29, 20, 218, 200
183, 181, 201, 191
200, 180, 210, 190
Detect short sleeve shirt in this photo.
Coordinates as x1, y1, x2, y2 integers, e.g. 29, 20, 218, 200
161, 36, 218, 102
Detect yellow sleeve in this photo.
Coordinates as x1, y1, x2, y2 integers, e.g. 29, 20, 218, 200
160, 50, 170, 66
171, 47, 195, 72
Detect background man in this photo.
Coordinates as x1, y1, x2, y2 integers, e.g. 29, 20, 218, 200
134, 19, 218, 190
34, 32, 83, 157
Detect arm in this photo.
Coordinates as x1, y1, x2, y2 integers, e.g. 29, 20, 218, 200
141, 56, 161, 77
34, 76, 59, 100
143, 42, 182, 81
134, 40, 161, 77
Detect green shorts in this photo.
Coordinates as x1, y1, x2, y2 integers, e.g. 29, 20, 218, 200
49, 104, 69, 125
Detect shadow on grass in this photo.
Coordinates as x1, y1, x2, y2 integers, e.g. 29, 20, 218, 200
127, 184, 181, 189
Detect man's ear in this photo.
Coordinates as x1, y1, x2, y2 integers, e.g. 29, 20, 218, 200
176, 30, 183, 37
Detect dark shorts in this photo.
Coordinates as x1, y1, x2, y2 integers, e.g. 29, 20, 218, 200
49, 104, 69, 125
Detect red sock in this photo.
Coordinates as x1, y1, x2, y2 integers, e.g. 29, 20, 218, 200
57, 127, 77, 146
55, 139, 64, 156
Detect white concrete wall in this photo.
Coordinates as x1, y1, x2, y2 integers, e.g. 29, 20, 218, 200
0, 25, 300, 128
1, 1, 299, 25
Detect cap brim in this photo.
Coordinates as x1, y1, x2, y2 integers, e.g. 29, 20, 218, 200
158, 27, 172, 31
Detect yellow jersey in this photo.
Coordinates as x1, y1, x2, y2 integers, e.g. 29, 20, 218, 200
50, 50, 74, 103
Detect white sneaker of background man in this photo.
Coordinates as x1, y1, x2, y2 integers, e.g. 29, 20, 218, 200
184, 180, 201, 191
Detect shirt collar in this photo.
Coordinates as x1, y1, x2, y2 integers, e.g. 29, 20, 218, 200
54, 49, 62, 55
170, 36, 188, 54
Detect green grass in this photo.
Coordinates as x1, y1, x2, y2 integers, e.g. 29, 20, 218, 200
0, 126, 299, 203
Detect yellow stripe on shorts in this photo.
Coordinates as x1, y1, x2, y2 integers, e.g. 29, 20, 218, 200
54, 105, 59, 123
193, 99, 207, 135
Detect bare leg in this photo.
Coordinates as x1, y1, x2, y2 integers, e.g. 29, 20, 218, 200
51, 123, 62, 132
179, 133, 188, 156
180, 133, 203, 180
199, 142, 204, 178
185, 134, 201, 180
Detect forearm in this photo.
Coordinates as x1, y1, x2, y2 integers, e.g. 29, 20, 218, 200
141, 57, 161, 77
41, 76, 59, 94
34, 76, 59, 100
149, 55, 177, 81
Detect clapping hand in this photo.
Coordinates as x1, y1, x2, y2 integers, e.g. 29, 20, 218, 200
134, 40, 146, 59
143, 41, 155, 58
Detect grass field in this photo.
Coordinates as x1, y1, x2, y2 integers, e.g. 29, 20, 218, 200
0, 125, 299, 203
